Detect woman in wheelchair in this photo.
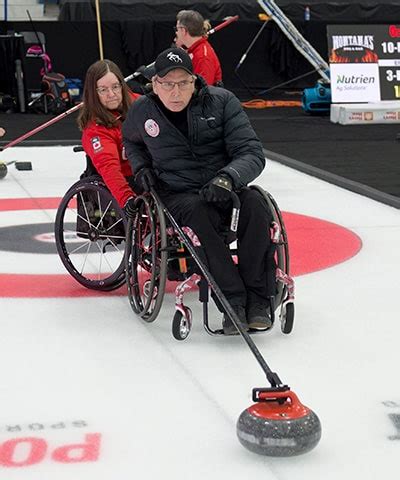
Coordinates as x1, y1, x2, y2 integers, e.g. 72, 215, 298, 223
78, 59, 140, 213
123, 47, 274, 335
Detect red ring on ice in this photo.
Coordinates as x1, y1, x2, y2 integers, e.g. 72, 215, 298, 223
0, 198, 362, 298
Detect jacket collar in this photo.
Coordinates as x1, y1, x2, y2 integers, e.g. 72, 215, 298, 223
187, 37, 207, 54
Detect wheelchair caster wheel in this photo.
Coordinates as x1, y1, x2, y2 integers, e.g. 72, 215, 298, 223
280, 302, 294, 334
172, 308, 192, 341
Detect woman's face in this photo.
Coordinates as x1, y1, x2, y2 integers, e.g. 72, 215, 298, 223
96, 71, 123, 110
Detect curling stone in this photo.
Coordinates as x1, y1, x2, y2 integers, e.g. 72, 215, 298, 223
237, 389, 321, 456
0, 161, 8, 179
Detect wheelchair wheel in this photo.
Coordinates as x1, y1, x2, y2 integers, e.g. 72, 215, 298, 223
125, 193, 168, 322
250, 186, 291, 314
172, 308, 192, 341
280, 302, 295, 334
55, 177, 127, 291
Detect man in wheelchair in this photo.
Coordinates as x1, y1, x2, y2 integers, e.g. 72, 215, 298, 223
123, 47, 275, 335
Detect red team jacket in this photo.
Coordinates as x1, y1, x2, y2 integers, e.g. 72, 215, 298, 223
81, 93, 140, 208
187, 37, 222, 86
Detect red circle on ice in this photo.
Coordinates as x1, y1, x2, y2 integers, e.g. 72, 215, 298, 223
0, 198, 362, 297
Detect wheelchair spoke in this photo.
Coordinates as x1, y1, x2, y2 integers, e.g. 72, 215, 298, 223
94, 194, 114, 230
97, 233, 126, 244
75, 211, 93, 228
105, 216, 124, 233
66, 238, 92, 256
78, 241, 93, 275
78, 191, 96, 229
95, 239, 123, 273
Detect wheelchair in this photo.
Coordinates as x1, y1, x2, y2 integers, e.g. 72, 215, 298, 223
54, 148, 127, 291
124, 186, 295, 340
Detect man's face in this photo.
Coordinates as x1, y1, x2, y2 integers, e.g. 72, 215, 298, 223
153, 69, 195, 112
174, 23, 187, 48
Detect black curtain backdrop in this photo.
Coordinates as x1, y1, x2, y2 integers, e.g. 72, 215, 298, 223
0, 36, 25, 93
1, 0, 399, 101
0, 19, 329, 98
58, 0, 400, 23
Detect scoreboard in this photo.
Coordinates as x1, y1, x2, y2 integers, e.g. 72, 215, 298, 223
327, 25, 400, 103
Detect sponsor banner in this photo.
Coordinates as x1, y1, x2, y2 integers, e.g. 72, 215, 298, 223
331, 102, 400, 124
330, 63, 380, 103
328, 24, 400, 102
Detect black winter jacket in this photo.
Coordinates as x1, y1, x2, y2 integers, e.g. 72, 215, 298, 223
122, 77, 265, 193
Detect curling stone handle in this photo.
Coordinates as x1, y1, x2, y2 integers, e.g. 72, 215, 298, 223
253, 386, 291, 402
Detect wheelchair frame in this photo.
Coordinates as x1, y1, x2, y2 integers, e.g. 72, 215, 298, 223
55, 160, 294, 340
124, 186, 295, 340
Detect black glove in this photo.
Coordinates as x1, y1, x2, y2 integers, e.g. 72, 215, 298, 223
134, 167, 157, 193
123, 197, 137, 218
200, 175, 233, 203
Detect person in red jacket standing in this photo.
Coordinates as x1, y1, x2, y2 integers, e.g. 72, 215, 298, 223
174, 10, 222, 86
78, 59, 140, 217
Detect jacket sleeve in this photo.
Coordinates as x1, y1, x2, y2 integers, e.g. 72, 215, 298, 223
218, 92, 266, 189
81, 125, 134, 208
122, 102, 154, 174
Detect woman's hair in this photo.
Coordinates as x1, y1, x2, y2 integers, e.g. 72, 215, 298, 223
176, 10, 211, 37
78, 59, 132, 130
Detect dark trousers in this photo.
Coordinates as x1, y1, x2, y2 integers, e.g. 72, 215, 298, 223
160, 189, 274, 309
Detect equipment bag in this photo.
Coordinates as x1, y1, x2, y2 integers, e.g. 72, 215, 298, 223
41, 72, 71, 114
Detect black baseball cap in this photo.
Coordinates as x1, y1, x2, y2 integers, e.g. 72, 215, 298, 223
154, 47, 193, 78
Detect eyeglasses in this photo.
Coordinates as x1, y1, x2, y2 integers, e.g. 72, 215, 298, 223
173, 25, 186, 33
96, 83, 122, 96
156, 79, 194, 92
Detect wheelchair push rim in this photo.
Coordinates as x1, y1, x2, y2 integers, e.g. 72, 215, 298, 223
249, 185, 290, 313
125, 193, 168, 322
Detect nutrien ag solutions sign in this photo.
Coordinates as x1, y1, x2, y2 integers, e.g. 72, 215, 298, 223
328, 24, 400, 103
